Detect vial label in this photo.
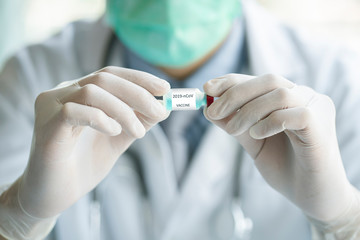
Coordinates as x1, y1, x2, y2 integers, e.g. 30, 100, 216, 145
171, 88, 197, 110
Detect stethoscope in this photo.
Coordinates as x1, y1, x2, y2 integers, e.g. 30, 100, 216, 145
88, 32, 253, 240
231, 150, 253, 240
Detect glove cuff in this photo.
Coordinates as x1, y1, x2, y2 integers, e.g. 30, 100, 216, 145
308, 185, 360, 240
0, 178, 57, 240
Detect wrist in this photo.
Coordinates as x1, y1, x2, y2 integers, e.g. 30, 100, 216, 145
0, 177, 57, 240
307, 185, 360, 239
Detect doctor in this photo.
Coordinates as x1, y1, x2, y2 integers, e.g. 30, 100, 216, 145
1, 0, 360, 239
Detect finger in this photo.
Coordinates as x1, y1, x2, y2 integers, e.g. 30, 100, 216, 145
136, 110, 171, 131
204, 108, 265, 159
59, 102, 122, 136
249, 107, 314, 139
207, 74, 295, 120
225, 86, 313, 136
93, 66, 170, 96
203, 74, 254, 97
203, 107, 233, 130
61, 84, 146, 138
78, 72, 168, 119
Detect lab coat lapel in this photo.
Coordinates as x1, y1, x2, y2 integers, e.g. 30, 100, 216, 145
242, 0, 306, 79
130, 124, 178, 235
161, 125, 239, 239
76, 18, 120, 74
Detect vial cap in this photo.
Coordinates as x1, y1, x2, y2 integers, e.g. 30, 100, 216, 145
207, 95, 214, 107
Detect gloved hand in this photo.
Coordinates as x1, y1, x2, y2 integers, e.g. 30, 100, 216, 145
0, 67, 170, 239
204, 74, 358, 224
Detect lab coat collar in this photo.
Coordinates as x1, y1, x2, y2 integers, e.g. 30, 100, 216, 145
76, 18, 114, 75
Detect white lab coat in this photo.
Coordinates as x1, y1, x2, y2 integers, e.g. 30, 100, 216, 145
1, 1, 360, 239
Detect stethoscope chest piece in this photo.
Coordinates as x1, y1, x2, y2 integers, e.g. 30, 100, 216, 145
231, 198, 253, 240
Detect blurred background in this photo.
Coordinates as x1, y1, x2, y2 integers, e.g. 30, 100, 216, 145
1, 0, 360, 68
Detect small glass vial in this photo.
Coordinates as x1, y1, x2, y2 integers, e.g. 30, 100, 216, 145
160, 88, 214, 111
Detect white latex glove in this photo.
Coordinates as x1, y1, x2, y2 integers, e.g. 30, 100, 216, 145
204, 74, 359, 226
0, 67, 170, 239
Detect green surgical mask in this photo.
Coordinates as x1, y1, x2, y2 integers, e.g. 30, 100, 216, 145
106, 0, 241, 67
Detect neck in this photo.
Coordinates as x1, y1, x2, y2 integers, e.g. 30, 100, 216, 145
157, 32, 229, 80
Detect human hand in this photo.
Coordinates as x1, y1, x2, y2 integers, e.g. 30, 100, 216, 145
204, 74, 356, 222
18, 66, 170, 219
